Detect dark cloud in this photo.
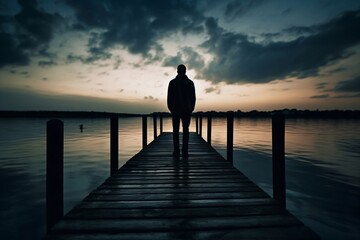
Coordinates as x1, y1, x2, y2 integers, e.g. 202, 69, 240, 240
282, 26, 317, 37
38, 59, 56, 67
163, 47, 205, 71
0, 31, 29, 67
282, 8, 292, 15
66, 50, 112, 65
0, 0, 63, 68
144, 95, 158, 101
65, 0, 204, 61
315, 82, 328, 90
199, 10, 360, 84
333, 93, 360, 98
328, 67, 347, 74
334, 75, 360, 92
204, 86, 221, 94
224, 0, 263, 21
310, 94, 329, 99
163, 53, 183, 68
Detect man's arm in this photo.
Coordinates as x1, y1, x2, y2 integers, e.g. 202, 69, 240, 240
191, 81, 196, 112
167, 81, 173, 112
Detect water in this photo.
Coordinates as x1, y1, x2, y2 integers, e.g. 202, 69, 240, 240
0, 117, 359, 239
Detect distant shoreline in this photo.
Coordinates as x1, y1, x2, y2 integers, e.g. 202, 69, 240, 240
1, 110, 359, 119
0, 111, 142, 118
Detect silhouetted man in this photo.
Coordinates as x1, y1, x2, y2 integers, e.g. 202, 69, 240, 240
167, 64, 196, 158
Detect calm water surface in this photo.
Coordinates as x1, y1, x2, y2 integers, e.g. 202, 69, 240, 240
0, 117, 359, 239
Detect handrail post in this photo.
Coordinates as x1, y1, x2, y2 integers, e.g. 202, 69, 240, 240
110, 115, 119, 176
142, 115, 147, 148
159, 113, 163, 134
207, 113, 212, 145
153, 113, 157, 139
199, 114, 203, 137
46, 119, 64, 232
272, 112, 286, 208
227, 111, 234, 164
196, 114, 199, 134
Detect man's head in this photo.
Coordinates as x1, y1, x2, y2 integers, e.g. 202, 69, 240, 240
177, 64, 186, 75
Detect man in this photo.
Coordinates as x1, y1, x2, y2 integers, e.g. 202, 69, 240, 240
167, 64, 196, 158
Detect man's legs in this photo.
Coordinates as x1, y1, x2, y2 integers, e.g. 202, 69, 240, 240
181, 114, 191, 158
172, 114, 180, 157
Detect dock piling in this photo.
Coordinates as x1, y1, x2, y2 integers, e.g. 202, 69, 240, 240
272, 112, 286, 208
110, 115, 119, 176
195, 115, 199, 134
46, 119, 64, 232
199, 114, 203, 137
227, 111, 234, 164
153, 113, 157, 139
207, 113, 212, 145
159, 113, 163, 134
142, 115, 147, 148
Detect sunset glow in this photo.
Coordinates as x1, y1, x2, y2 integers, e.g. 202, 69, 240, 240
1, 0, 360, 113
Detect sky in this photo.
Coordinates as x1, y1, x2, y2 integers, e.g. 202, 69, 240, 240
0, 0, 360, 114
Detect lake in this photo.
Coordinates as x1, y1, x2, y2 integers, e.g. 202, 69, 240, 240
0, 117, 359, 239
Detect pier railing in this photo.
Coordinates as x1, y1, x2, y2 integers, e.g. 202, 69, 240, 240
46, 111, 286, 231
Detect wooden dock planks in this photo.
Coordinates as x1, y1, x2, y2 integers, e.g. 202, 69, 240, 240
45, 132, 320, 240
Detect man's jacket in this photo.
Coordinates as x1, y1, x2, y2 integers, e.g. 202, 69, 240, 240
167, 74, 196, 115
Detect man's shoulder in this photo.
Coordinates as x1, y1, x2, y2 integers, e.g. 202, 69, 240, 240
168, 78, 176, 85
169, 76, 194, 86
186, 78, 195, 86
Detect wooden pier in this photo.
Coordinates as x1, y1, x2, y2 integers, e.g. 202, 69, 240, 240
45, 131, 319, 240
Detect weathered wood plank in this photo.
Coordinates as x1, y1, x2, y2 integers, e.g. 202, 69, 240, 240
98, 182, 257, 189
108, 174, 247, 180
104, 178, 252, 184
51, 215, 302, 233
77, 198, 275, 209
85, 191, 268, 201
66, 205, 283, 219
91, 186, 262, 194
46, 226, 319, 240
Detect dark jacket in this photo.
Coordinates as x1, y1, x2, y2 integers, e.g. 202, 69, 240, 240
167, 74, 196, 115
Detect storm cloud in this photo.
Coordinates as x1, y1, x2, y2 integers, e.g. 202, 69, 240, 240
0, 0, 63, 67
200, 10, 360, 84
66, 0, 205, 59
224, 0, 264, 21
334, 75, 360, 92
163, 47, 205, 71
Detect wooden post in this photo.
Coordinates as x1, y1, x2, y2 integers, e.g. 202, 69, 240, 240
142, 115, 147, 148
207, 113, 212, 145
153, 113, 157, 139
196, 114, 199, 134
160, 113, 163, 134
110, 115, 119, 176
272, 112, 286, 208
46, 119, 64, 231
199, 114, 203, 137
227, 111, 234, 164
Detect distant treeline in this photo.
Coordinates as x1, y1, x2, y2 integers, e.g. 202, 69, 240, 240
0, 109, 359, 119
0, 111, 142, 118
192, 109, 360, 118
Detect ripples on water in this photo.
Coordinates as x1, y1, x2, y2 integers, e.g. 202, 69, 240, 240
0, 117, 359, 239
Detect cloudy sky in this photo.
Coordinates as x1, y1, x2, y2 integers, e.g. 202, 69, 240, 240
0, 0, 359, 113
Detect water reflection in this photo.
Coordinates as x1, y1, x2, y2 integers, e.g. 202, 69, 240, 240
0, 117, 359, 240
